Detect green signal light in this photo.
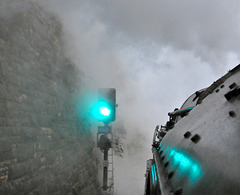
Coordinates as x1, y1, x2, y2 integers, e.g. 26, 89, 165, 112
100, 107, 111, 116
92, 101, 113, 121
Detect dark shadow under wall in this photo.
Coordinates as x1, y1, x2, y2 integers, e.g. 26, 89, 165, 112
0, 1, 101, 194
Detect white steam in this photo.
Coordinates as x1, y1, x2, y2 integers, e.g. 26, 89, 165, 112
36, 0, 239, 194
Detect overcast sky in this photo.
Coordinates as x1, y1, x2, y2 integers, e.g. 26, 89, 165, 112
38, 0, 240, 194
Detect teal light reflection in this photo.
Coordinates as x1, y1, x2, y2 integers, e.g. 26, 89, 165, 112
157, 142, 162, 150
160, 145, 202, 183
151, 165, 155, 183
159, 146, 165, 153
182, 107, 195, 111
168, 149, 176, 161
153, 164, 157, 182
151, 164, 157, 184
189, 164, 202, 182
163, 146, 170, 155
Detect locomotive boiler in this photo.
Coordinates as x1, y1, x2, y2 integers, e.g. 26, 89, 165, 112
144, 65, 240, 195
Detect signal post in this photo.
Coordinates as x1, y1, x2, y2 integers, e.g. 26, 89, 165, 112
97, 125, 112, 191
93, 88, 116, 194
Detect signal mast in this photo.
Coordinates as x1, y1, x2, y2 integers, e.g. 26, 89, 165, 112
93, 88, 116, 195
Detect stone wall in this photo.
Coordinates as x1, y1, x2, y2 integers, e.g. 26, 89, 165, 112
0, 1, 101, 194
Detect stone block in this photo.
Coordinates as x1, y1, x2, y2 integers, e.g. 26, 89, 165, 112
15, 143, 35, 163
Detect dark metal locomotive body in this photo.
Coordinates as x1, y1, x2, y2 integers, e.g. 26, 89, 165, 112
144, 65, 240, 195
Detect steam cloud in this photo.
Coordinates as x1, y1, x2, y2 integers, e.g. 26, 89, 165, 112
35, 0, 239, 194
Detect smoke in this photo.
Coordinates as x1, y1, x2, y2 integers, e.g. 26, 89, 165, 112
83, 0, 240, 72
34, 0, 239, 194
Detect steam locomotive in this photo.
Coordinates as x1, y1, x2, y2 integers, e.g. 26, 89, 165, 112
144, 65, 240, 195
